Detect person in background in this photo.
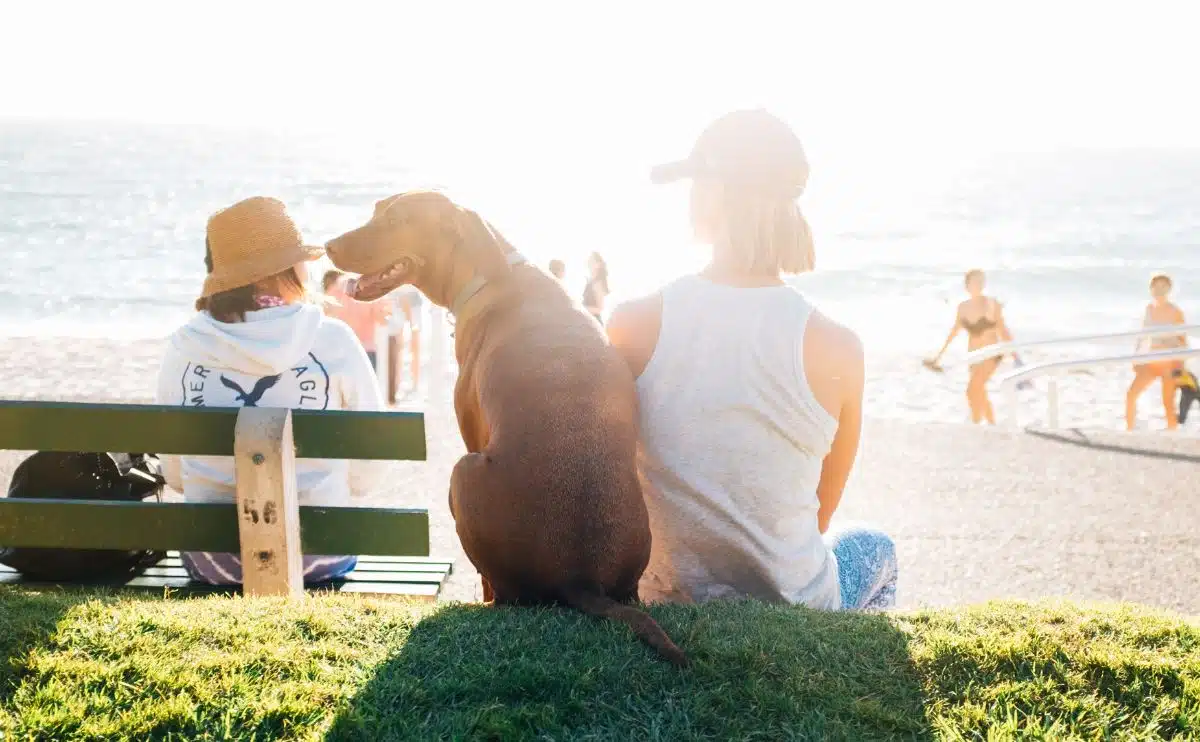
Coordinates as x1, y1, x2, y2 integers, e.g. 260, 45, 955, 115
387, 285, 424, 402
1174, 365, 1198, 425
322, 269, 342, 296
323, 269, 390, 369
1127, 273, 1188, 431
926, 269, 1013, 425
548, 259, 566, 282
155, 197, 384, 585
607, 109, 895, 612
582, 251, 610, 323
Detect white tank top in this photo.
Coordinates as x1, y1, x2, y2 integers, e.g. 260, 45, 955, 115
635, 275, 841, 609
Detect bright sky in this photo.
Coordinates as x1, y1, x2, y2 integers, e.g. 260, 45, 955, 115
4, 0, 1200, 308
4, 0, 1200, 159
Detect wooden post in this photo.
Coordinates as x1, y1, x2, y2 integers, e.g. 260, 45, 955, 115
234, 407, 303, 598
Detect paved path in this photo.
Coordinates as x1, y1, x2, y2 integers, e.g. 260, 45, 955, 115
839, 421, 1199, 615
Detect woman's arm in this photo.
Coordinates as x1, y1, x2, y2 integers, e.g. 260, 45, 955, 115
814, 323, 865, 534
930, 316, 961, 364
1136, 305, 1153, 352
605, 293, 662, 379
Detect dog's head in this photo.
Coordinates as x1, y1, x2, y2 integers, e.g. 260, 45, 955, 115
326, 190, 516, 306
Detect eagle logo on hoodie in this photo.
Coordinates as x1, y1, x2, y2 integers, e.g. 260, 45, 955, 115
180, 354, 330, 410
218, 374, 280, 406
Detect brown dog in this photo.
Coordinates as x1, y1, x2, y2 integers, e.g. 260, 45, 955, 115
326, 191, 687, 666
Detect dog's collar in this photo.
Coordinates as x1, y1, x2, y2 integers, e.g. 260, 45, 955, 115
450, 251, 528, 316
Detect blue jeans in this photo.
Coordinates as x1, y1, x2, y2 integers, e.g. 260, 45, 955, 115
181, 551, 358, 586
826, 525, 898, 610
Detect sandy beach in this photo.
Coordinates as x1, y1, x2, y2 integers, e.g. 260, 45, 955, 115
1, 334, 1197, 613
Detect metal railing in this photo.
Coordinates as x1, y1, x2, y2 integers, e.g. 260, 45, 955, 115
963, 324, 1200, 366
998, 346, 1200, 429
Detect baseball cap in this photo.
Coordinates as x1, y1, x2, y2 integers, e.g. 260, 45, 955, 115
650, 109, 809, 198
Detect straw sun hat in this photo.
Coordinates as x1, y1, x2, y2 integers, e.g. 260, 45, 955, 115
201, 196, 324, 298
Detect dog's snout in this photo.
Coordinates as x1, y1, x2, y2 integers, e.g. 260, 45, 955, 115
324, 230, 367, 272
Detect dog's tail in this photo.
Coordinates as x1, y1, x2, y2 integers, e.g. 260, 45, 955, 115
560, 584, 690, 667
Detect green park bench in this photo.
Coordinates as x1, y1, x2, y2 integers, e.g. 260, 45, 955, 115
0, 401, 451, 600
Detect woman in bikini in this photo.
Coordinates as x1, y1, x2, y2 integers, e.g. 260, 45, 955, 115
926, 269, 1013, 424
1126, 273, 1188, 431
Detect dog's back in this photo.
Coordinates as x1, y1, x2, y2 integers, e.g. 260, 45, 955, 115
465, 269, 646, 571
450, 269, 687, 665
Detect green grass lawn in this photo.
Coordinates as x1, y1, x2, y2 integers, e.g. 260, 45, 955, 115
0, 588, 1196, 741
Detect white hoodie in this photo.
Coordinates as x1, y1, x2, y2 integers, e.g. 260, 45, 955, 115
155, 303, 386, 506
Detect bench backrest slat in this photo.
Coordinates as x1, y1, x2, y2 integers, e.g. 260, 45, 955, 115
0, 401, 426, 460
0, 499, 430, 556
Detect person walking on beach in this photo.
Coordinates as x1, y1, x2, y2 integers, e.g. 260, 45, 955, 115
607, 109, 896, 611
387, 285, 423, 402
1126, 273, 1188, 431
322, 269, 390, 369
155, 197, 384, 586
582, 252, 610, 323
926, 269, 1014, 425
1175, 364, 1199, 425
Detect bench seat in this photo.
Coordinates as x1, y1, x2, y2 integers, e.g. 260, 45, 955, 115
0, 552, 453, 599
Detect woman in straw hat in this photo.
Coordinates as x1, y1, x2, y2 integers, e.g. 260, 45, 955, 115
607, 110, 896, 611
155, 197, 385, 585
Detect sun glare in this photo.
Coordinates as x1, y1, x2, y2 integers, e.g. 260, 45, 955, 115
3, 1, 1199, 301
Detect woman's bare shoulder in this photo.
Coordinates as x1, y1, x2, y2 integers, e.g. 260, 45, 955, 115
806, 310, 864, 374
608, 292, 662, 336
804, 310, 864, 417
606, 291, 664, 377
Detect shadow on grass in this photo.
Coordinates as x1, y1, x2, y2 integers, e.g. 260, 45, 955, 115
1028, 428, 1200, 463
326, 600, 933, 741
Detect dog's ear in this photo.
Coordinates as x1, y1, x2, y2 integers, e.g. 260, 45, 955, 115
457, 207, 515, 281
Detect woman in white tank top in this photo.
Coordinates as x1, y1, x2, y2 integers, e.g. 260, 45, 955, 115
607, 110, 896, 611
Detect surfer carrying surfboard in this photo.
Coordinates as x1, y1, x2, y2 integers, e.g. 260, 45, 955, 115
925, 269, 1015, 425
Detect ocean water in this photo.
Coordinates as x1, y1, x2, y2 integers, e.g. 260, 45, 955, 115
2, 119, 1198, 429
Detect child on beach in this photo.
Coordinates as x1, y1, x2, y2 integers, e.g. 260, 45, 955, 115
1174, 366, 1198, 425
322, 269, 391, 369
155, 197, 385, 585
608, 109, 896, 611
387, 285, 424, 402
1126, 273, 1188, 431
